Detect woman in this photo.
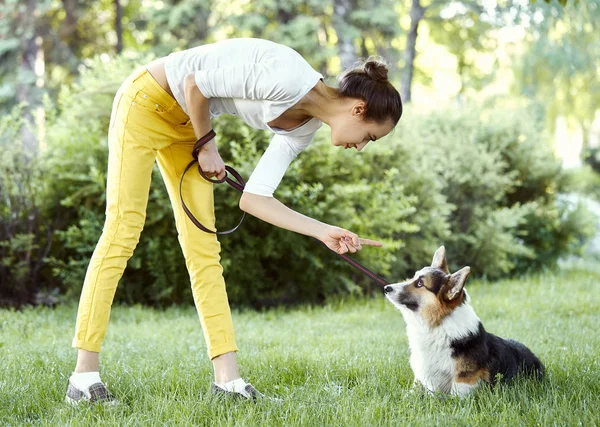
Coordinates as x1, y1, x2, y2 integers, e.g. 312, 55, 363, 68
66, 38, 402, 404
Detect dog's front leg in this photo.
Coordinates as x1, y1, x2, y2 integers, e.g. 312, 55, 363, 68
403, 378, 427, 397
411, 378, 421, 391
450, 380, 478, 397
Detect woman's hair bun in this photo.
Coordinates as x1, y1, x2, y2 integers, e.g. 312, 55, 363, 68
337, 55, 402, 125
363, 59, 389, 83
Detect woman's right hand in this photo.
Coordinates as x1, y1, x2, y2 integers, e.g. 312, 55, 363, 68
197, 142, 226, 180
319, 226, 383, 255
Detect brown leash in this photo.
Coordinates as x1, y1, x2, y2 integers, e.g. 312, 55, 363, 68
179, 129, 389, 287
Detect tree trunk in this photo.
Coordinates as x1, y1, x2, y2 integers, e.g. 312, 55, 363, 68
17, 0, 41, 155
60, 0, 78, 45
318, 20, 330, 76
401, 0, 425, 104
277, 4, 294, 24
581, 120, 590, 154
54, 0, 80, 74
115, 0, 123, 53
333, 0, 358, 70
361, 36, 369, 58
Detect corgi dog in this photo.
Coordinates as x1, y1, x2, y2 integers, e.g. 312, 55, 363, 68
383, 246, 544, 397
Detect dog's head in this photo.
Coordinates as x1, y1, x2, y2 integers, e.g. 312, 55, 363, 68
384, 246, 470, 327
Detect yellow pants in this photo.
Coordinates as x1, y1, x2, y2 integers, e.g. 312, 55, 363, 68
72, 67, 238, 360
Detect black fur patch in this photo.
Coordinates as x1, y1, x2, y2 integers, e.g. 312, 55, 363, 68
427, 269, 448, 295
450, 323, 544, 384
398, 294, 419, 311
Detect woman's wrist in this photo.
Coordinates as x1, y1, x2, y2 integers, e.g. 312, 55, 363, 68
200, 139, 218, 153
311, 222, 332, 241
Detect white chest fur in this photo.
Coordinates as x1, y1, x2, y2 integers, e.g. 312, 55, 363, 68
407, 326, 454, 392
400, 301, 481, 393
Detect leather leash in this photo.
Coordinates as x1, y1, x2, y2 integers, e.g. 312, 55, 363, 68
179, 129, 389, 288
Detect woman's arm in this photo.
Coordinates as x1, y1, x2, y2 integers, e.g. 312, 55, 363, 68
239, 192, 382, 254
239, 192, 329, 239
184, 73, 212, 140
183, 73, 225, 179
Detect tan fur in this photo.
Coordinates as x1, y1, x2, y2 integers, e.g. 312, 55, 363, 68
454, 361, 491, 385
421, 288, 465, 327
399, 256, 468, 327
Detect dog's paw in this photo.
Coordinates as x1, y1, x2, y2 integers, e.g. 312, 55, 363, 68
403, 381, 429, 398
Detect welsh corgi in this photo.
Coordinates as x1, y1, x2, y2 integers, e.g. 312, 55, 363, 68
383, 246, 544, 396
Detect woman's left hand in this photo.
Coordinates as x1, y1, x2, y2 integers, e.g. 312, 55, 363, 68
320, 226, 383, 255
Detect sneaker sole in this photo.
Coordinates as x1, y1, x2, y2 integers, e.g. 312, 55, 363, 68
65, 395, 121, 406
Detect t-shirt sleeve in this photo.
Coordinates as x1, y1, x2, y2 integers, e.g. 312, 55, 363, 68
243, 132, 315, 197
194, 61, 300, 101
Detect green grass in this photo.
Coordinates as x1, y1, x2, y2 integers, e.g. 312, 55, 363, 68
1, 261, 599, 426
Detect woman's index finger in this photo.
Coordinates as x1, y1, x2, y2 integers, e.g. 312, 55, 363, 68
358, 238, 383, 247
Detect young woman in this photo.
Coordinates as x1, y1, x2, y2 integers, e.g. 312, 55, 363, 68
66, 38, 402, 404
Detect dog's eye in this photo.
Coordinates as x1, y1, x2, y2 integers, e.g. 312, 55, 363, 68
415, 279, 424, 288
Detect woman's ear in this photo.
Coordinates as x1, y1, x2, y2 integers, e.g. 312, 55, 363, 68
351, 101, 367, 118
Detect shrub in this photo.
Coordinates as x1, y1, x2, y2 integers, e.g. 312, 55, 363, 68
0, 106, 63, 307
391, 104, 595, 278
2, 56, 595, 308
583, 146, 600, 174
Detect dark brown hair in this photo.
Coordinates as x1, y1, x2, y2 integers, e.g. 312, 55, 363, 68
338, 56, 403, 126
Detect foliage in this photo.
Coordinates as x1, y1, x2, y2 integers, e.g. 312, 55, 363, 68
394, 102, 595, 278
513, 0, 599, 135
0, 105, 60, 307
1, 0, 598, 307
583, 146, 600, 174
565, 164, 600, 202
0, 57, 581, 308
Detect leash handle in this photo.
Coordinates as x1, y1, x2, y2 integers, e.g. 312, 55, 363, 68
179, 130, 246, 235
192, 130, 247, 192
181, 129, 389, 286
193, 129, 228, 183
192, 129, 217, 159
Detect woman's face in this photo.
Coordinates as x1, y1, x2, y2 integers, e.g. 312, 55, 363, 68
330, 101, 395, 151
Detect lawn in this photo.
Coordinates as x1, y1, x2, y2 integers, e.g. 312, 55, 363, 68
1, 260, 599, 426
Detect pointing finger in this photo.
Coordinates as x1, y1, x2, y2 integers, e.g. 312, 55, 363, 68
358, 238, 383, 247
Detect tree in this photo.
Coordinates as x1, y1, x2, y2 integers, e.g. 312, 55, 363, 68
401, 0, 425, 103
115, 0, 123, 53
400, 0, 529, 104
333, 0, 360, 69
513, 0, 599, 148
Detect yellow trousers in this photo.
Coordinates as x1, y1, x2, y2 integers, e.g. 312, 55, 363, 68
72, 68, 238, 359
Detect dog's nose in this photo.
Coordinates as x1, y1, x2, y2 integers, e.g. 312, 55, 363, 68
383, 285, 393, 294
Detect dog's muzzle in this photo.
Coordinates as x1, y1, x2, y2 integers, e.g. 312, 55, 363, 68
384, 285, 394, 294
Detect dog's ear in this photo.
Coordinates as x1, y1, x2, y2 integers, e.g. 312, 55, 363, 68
431, 246, 449, 273
445, 266, 470, 300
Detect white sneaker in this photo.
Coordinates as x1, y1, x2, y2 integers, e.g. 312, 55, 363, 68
64, 379, 119, 405
211, 382, 282, 402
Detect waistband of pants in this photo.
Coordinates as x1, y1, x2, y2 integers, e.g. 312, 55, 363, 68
125, 67, 190, 125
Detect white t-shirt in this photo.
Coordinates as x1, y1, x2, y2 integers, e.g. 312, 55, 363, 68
164, 38, 324, 197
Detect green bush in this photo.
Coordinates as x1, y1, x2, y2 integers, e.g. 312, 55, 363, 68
568, 164, 600, 202
2, 55, 596, 308
392, 104, 595, 278
0, 105, 62, 307
583, 146, 600, 174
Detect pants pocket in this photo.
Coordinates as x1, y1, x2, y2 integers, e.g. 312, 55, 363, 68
131, 89, 167, 113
